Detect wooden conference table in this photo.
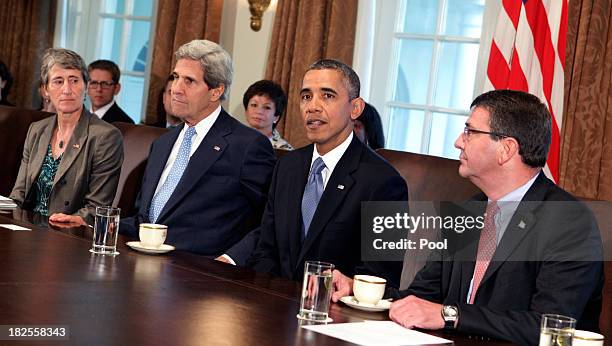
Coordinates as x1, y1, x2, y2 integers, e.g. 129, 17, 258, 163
0, 209, 513, 345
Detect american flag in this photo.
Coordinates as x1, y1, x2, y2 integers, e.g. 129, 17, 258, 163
484, 0, 568, 182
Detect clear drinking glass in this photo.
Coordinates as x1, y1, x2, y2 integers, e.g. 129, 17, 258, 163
539, 314, 576, 346
90, 206, 121, 255
298, 261, 334, 322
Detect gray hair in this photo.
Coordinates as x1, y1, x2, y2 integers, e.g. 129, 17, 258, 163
175, 40, 233, 100
40, 48, 89, 86
306, 59, 360, 100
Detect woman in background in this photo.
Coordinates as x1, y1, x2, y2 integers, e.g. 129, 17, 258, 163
0, 60, 14, 106
243, 80, 293, 150
10, 48, 123, 225
354, 102, 385, 150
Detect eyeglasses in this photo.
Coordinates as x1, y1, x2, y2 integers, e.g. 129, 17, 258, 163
463, 127, 511, 140
88, 81, 115, 89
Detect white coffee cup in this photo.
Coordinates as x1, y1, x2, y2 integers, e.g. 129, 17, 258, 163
353, 275, 386, 305
139, 223, 168, 248
573, 330, 604, 346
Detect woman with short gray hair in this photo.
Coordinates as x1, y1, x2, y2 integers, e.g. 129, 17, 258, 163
10, 48, 123, 226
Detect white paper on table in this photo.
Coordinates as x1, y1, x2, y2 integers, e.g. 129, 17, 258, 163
0, 224, 31, 231
301, 321, 452, 345
0, 195, 17, 208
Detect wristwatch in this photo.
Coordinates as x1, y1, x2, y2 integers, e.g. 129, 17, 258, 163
441, 305, 459, 330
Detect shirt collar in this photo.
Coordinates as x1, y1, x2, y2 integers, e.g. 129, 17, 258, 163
311, 132, 354, 173
189, 105, 222, 137
496, 172, 539, 203
91, 100, 115, 119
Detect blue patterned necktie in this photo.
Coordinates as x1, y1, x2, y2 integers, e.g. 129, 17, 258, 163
149, 126, 197, 223
301, 157, 326, 239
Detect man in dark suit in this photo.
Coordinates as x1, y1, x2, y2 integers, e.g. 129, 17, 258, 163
334, 90, 604, 345
87, 60, 134, 124
120, 40, 276, 256
223, 59, 408, 287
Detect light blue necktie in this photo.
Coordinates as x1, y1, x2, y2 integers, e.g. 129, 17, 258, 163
301, 157, 326, 239
149, 126, 196, 223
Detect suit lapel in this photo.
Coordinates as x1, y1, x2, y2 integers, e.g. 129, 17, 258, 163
479, 172, 549, 286
27, 116, 55, 192
156, 110, 231, 221
288, 147, 314, 270
296, 137, 362, 268
54, 111, 90, 185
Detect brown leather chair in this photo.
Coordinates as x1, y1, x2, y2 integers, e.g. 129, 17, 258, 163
112, 122, 168, 217
0, 106, 52, 196
376, 149, 480, 202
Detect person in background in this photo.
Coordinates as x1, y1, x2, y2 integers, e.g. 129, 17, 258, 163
243, 80, 293, 150
0, 60, 14, 106
354, 102, 385, 149
87, 59, 134, 124
10, 48, 123, 226
157, 75, 182, 128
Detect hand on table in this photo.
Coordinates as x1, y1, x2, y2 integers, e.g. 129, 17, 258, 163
48, 213, 87, 228
331, 270, 353, 302
389, 295, 445, 330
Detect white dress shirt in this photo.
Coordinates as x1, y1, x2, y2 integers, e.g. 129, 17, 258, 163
91, 100, 115, 119
153, 105, 222, 196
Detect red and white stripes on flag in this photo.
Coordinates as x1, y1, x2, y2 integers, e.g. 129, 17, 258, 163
484, 0, 568, 182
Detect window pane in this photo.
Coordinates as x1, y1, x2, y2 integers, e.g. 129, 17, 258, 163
433, 41, 479, 109
393, 39, 433, 105
130, 0, 153, 17
125, 20, 151, 72
441, 0, 485, 37
386, 107, 424, 153
428, 112, 465, 159
97, 18, 123, 62
101, 0, 125, 14
402, 0, 438, 35
117, 75, 144, 123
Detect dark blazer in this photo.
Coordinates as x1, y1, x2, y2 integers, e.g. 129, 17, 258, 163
101, 102, 134, 124
10, 110, 124, 223
396, 173, 603, 345
230, 136, 408, 287
120, 109, 276, 256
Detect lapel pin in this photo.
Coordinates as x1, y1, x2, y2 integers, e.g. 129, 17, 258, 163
213, 145, 221, 151
73, 144, 80, 149
337, 184, 344, 190
518, 220, 526, 229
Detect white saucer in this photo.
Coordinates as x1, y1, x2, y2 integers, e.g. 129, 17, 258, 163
126, 241, 175, 254
339, 296, 391, 312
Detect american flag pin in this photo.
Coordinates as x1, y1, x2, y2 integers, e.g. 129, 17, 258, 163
73, 144, 80, 149
213, 146, 221, 151
337, 185, 344, 190
518, 220, 526, 229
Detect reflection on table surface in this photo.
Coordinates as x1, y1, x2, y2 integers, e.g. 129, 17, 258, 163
0, 208, 514, 345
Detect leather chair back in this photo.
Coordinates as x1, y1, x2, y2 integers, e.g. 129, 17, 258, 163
0, 106, 52, 196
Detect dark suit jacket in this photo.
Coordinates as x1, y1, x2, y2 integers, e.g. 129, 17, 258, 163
120, 109, 276, 256
229, 136, 408, 287
396, 173, 603, 345
101, 102, 134, 124
10, 110, 123, 223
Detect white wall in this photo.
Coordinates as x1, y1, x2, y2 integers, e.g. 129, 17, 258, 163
220, 0, 277, 124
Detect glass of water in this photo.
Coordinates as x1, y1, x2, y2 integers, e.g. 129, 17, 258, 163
298, 261, 334, 322
90, 206, 121, 255
539, 314, 576, 346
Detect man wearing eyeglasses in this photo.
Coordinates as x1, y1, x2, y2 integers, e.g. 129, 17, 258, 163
332, 89, 604, 345
87, 59, 134, 124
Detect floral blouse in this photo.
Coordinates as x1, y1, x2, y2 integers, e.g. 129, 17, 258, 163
32, 145, 62, 216
271, 129, 293, 151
